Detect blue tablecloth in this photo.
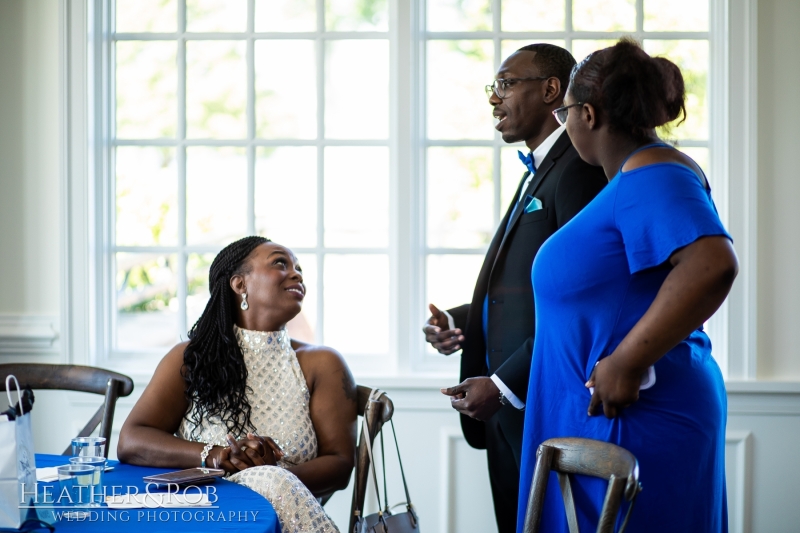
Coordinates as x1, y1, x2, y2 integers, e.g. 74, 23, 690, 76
33, 454, 280, 533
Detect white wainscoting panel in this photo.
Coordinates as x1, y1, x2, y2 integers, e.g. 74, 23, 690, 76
0, 315, 59, 355
439, 426, 497, 533
725, 430, 753, 533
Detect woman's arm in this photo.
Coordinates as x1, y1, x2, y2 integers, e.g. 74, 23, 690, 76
587, 235, 738, 418
117, 342, 266, 472
289, 344, 358, 498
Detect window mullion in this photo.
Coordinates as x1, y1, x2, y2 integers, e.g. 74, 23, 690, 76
316, 0, 326, 346
246, 0, 256, 235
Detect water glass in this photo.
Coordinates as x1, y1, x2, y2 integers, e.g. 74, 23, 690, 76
71, 436, 106, 458
69, 456, 106, 505
57, 464, 94, 517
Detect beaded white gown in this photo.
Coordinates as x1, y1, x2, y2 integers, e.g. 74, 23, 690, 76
177, 326, 339, 532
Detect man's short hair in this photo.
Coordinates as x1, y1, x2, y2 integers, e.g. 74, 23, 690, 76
516, 43, 576, 99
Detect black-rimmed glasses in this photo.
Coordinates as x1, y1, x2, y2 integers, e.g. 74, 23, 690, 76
552, 102, 584, 126
485, 77, 549, 99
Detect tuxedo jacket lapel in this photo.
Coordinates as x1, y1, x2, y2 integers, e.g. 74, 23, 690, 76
491, 132, 572, 267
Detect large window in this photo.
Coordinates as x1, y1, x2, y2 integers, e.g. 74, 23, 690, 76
106, 0, 714, 375
111, 0, 392, 371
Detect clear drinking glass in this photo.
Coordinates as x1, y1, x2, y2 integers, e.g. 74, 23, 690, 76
57, 464, 95, 518
69, 456, 106, 506
71, 437, 106, 458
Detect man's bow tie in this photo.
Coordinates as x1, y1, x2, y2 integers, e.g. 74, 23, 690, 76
518, 150, 536, 174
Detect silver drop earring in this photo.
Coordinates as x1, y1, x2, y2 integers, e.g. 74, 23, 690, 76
240, 293, 249, 310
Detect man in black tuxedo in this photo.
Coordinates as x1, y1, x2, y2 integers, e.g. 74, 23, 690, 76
426, 44, 607, 532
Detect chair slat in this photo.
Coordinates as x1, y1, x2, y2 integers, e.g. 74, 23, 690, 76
597, 476, 626, 533
557, 472, 581, 533
523, 444, 556, 533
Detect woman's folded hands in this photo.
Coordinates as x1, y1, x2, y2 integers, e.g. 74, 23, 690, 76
211, 433, 285, 473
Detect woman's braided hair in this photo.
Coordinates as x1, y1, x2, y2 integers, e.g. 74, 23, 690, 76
182, 235, 270, 437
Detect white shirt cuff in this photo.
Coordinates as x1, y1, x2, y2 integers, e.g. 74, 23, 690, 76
440, 309, 456, 331
490, 374, 525, 410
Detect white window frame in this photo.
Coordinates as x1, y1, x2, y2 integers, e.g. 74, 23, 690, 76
60, 0, 758, 382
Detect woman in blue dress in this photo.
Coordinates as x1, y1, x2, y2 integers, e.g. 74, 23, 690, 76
516, 39, 738, 532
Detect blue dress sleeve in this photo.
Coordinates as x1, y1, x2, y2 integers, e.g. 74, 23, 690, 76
614, 163, 732, 274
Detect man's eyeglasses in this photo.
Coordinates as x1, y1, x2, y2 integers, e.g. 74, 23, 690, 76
485, 77, 549, 99
552, 102, 584, 126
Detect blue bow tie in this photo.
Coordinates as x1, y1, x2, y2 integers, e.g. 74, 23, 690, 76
518, 150, 536, 174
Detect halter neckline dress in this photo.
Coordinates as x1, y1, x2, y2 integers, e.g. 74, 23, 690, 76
178, 326, 339, 533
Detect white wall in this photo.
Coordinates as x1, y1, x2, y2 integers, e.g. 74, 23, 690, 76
2, 1, 800, 532
757, 0, 800, 380
0, 0, 61, 317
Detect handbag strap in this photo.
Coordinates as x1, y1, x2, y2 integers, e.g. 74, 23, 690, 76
5, 375, 23, 415
361, 400, 385, 514
388, 419, 413, 507
368, 389, 414, 508
380, 427, 389, 512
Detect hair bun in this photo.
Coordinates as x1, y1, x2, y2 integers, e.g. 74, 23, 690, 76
569, 38, 686, 140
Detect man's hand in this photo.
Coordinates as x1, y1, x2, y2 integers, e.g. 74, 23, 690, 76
423, 303, 465, 355
441, 377, 502, 421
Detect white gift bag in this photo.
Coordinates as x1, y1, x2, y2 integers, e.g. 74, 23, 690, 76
0, 375, 37, 529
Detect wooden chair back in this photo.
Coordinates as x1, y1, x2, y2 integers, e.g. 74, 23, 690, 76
319, 385, 394, 532
0, 363, 135, 458
522, 437, 642, 533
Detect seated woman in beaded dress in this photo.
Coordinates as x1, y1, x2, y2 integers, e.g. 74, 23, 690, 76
118, 236, 357, 532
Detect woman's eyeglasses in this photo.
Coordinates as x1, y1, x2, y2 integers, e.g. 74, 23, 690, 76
552, 102, 584, 126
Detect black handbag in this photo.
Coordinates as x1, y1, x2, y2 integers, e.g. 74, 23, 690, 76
352, 391, 419, 533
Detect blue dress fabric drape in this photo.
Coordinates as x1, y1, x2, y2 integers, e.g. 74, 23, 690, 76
516, 161, 731, 532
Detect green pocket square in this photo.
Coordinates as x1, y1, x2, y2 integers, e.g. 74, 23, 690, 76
524, 195, 543, 213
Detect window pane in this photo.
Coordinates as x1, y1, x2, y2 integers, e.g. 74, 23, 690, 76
571, 39, 616, 64
427, 40, 494, 140
255, 0, 316, 32
186, 0, 247, 32
116, 0, 177, 33
326, 0, 388, 31
116, 41, 177, 139
255, 40, 316, 139
186, 41, 247, 139
426, 254, 483, 311
325, 40, 389, 139
501, 0, 564, 32
116, 147, 178, 246
287, 253, 317, 343
425, 254, 484, 354
187, 252, 214, 332
679, 147, 709, 175
116, 253, 178, 350
324, 254, 389, 354
427, 147, 494, 248
255, 147, 317, 247
644, 0, 708, 32
186, 147, 247, 244
427, 0, 491, 32
324, 147, 389, 247
573, 0, 635, 32
500, 40, 567, 62
501, 146, 529, 212
644, 40, 708, 141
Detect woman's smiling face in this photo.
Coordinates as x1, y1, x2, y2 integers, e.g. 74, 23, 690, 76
232, 242, 306, 324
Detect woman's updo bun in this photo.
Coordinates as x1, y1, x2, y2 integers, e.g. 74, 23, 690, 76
569, 38, 686, 140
